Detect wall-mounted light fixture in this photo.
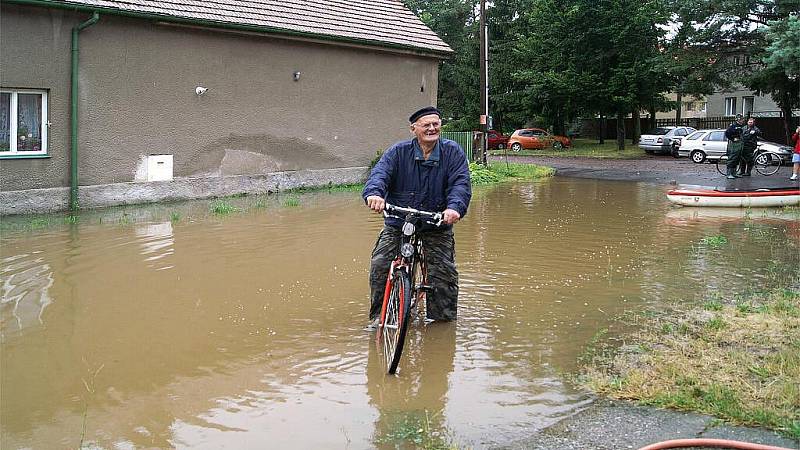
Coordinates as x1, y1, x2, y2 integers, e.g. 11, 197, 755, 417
293, 71, 301, 82
195, 86, 208, 96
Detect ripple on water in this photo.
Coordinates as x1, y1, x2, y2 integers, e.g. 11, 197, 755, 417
1, 181, 798, 449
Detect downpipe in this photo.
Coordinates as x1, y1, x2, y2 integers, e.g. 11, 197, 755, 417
70, 11, 100, 211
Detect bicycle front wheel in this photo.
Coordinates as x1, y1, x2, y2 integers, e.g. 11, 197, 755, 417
412, 252, 428, 320
379, 269, 412, 374
715, 156, 728, 176
754, 152, 781, 176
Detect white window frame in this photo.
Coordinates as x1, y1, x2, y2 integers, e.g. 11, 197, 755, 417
1, 89, 48, 157
743, 96, 754, 116
724, 97, 737, 116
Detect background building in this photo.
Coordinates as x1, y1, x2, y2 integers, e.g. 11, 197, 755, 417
0, 0, 451, 214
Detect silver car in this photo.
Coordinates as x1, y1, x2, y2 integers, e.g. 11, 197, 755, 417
638, 126, 696, 155
678, 129, 794, 164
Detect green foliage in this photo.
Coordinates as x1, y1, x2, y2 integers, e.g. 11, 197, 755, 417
469, 162, 501, 184
283, 196, 300, 207
369, 150, 383, 171
209, 200, 237, 215
763, 15, 800, 78
375, 410, 458, 450
400, 0, 797, 139
169, 212, 181, 222
700, 235, 728, 248
703, 300, 723, 311
29, 218, 49, 229
469, 161, 554, 185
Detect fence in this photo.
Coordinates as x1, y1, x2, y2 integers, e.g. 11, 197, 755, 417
581, 116, 797, 144
441, 131, 474, 161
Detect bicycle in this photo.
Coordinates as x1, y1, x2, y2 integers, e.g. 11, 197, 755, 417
715, 150, 784, 176
376, 203, 442, 375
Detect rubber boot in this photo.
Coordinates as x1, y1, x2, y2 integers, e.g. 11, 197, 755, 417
726, 169, 736, 180
743, 163, 752, 176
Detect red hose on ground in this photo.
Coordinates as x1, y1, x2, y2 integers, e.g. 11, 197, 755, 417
638, 438, 794, 450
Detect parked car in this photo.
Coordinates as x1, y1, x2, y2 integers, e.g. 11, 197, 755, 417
508, 128, 572, 151
638, 126, 696, 155
677, 129, 794, 163
487, 130, 510, 149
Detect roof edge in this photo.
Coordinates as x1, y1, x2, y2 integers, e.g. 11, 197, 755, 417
3, 0, 453, 58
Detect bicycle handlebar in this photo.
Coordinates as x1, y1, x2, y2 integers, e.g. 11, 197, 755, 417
384, 203, 443, 226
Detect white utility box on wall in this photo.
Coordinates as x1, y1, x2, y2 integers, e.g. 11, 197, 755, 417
146, 154, 173, 182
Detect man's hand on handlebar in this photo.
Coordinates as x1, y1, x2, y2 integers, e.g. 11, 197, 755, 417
366, 195, 386, 213
442, 209, 461, 225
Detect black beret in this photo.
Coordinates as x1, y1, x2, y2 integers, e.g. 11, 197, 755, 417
409, 106, 441, 124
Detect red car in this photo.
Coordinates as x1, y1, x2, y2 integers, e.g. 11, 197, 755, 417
508, 128, 572, 151
487, 130, 510, 149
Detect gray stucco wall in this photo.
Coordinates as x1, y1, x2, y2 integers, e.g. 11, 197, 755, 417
705, 85, 781, 117
1, 4, 440, 193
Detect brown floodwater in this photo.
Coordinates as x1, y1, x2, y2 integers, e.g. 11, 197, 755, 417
2, 178, 798, 449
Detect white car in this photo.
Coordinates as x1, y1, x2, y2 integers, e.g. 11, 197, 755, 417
638, 126, 696, 155
678, 129, 794, 164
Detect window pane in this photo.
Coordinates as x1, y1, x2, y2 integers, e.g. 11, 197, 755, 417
0, 93, 9, 152
17, 93, 42, 152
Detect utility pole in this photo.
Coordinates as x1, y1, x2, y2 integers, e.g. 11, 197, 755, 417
479, 0, 488, 165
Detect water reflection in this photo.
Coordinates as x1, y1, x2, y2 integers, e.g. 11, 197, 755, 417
368, 322, 454, 449
1, 179, 797, 449
0, 253, 54, 337
135, 221, 175, 270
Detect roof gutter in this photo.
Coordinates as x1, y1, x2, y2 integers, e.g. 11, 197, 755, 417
3, 0, 453, 58
70, 11, 99, 211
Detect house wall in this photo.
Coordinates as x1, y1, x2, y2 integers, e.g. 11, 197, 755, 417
706, 85, 781, 117
654, 93, 707, 120
1, 4, 440, 193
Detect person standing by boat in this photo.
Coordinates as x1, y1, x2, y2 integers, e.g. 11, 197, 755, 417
738, 117, 761, 176
791, 125, 800, 181
724, 114, 746, 179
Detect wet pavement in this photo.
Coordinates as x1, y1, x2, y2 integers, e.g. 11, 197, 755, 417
497, 154, 799, 191
501, 399, 799, 450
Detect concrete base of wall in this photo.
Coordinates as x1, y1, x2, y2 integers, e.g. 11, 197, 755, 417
0, 167, 369, 216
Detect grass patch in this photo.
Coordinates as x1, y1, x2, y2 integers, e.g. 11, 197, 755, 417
282, 196, 300, 207
493, 138, 645, 159
209, 200, 237, 215
285, 182, 365, 194
578, 287, 800, 439
470, 161, 555, 185
169, 212, 181, 223
699, 234, 729, 248
375, 410, 458, 450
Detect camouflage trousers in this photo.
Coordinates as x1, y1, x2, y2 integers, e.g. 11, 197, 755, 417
369, 226, 459, 322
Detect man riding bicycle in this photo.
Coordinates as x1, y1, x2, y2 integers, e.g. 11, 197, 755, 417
362, 106, 472, 330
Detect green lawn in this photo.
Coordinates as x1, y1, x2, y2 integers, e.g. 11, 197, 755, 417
493, 138, 647, 159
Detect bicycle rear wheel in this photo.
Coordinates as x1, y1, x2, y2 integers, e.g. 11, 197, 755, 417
754, 152, 781, 176
715, 156, 728, 176
379, 269, 412, 374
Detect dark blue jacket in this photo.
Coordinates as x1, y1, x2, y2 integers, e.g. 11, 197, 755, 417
725, 122, 744, 142
363, 138, 472, 229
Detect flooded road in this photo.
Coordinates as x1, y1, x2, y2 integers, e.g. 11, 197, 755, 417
2, 178, 798, 449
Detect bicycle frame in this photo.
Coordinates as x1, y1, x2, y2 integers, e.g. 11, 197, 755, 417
375, 204, 442, 374
378, 205, 440, 325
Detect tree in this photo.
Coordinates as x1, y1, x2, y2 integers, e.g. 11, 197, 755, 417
403, 0, 480, 129
666, 0, 799, 142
